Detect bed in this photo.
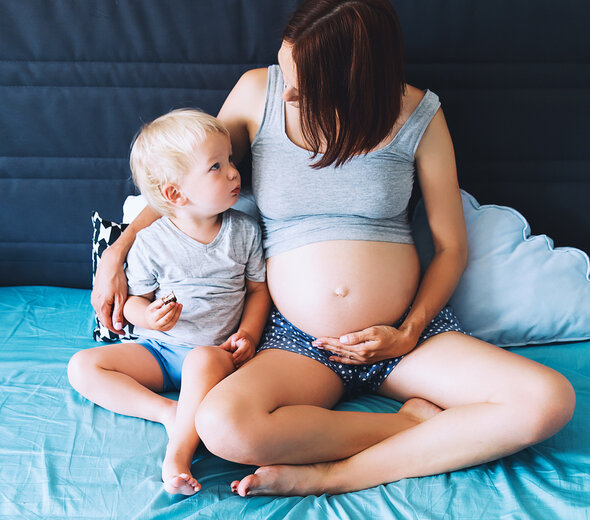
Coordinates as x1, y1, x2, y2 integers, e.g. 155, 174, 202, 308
1, 1, 589, 519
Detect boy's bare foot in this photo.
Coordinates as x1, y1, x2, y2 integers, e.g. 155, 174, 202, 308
164, 473, 201, 495
160, 400, 178, 438
162, 443, 200, 495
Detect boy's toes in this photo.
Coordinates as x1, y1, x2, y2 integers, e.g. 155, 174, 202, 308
164, 474, 201, 495
179, 473, 201, 493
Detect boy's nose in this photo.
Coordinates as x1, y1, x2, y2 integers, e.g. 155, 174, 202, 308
228, 164, 239, 180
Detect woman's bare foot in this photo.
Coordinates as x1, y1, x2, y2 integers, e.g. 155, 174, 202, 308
162, 443, 200, 495
230, 398, 442, 497
231, 464, 335, 497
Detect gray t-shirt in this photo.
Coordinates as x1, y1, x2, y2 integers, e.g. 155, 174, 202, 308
252, 65, 441, 258
125, 209, 266, 347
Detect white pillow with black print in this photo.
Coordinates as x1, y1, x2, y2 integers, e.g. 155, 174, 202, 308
91, 211, 136, 342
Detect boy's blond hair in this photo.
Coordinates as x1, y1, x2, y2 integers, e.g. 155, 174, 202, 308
129, 108, 230, 217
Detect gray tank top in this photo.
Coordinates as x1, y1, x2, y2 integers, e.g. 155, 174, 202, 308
251, 64, 441, 258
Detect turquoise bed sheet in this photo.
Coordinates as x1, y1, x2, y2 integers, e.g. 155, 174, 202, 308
1, 286, 588, 519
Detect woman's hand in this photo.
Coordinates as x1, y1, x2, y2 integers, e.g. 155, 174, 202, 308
91, 206, 162, 334
312, 325, 417, 365
91, 247, 128, 334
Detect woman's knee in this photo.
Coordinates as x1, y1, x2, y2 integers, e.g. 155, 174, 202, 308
517, 369, 576, 445
195, 388, 267, 465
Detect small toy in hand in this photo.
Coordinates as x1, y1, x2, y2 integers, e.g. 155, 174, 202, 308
162, 291, 177, 305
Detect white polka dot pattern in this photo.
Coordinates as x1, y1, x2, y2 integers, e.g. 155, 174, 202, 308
257, 307, 467, 397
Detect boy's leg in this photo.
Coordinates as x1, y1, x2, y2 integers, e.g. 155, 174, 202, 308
67, 343, 177, 433
162, 346, 235, 495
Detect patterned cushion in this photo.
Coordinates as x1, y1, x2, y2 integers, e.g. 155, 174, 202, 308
91, 211, 136, 342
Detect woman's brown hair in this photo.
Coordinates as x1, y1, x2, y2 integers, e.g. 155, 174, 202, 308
283, 0, 406, 169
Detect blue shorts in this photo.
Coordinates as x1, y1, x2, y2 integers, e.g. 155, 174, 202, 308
134, 337, 193, 392
257, 306, 467, 397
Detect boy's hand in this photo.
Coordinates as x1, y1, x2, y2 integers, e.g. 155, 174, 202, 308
144, 298, 182, 331
218, 330, 255, 368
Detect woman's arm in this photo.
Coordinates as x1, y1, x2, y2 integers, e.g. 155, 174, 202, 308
397, 108, 467, 344
91, 205, 160, 333
313, 109, 467, 363
217, 68, 267, 166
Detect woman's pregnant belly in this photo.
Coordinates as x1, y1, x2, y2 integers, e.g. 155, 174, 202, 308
266, 240, 421, 338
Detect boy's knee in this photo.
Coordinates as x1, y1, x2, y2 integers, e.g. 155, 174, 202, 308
183, 346, 218, 368
67, 350, 91, 389
182, 346, 234, 379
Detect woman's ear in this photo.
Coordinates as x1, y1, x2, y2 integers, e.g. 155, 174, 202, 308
161, 183, 187, 206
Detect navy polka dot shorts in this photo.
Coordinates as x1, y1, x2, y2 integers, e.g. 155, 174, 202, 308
257, 306, 467, 397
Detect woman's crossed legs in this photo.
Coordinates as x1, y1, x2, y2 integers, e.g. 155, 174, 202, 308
196, 332, 575, 496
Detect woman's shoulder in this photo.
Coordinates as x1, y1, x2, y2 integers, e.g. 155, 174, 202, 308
232, 68, 269, 102
218, 67, 269, 155
401, 84, 427, 120
380, 85, 427, 147
222, 67, 268, 118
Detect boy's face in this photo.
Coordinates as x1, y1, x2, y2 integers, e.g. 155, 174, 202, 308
176, 132, 241, 217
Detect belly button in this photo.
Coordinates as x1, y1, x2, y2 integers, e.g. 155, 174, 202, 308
334, 287, 349, 297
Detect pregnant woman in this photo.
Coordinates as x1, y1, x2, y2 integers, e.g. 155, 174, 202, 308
93, 0, 575, 496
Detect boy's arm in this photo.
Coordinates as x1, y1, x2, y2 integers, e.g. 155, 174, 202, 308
123, 292, 155, 328
237, 280, 271, 345
223, 219, 269, 366
223, 280, 270, 367
124, 291, 183, 332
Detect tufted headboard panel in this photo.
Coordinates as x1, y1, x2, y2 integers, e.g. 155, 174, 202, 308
1, 0, 588, 287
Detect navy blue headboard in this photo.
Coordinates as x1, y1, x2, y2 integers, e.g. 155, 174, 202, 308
1, 1, 589, 288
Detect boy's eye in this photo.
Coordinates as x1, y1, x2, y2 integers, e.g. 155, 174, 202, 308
210, 162, 220, 171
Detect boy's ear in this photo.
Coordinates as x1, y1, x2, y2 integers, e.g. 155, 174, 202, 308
161, 183, 187, 206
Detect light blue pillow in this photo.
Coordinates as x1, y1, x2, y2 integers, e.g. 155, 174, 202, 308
411, 190, 590, 347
